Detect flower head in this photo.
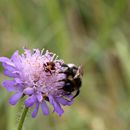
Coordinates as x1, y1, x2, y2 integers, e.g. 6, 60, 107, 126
0, 49, 74, 117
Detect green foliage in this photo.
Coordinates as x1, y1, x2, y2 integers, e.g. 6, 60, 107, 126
0, 0, 130, 130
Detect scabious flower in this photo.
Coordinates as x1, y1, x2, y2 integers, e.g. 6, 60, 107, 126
0, 49, 74, 117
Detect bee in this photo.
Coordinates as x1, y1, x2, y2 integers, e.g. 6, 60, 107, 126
61, 64, 83, 99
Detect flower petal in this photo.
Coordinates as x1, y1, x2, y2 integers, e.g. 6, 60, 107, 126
11, 51, 19, 61
0, 57, 14, 67
41, 101, 49, 115
2, 80, 16, 92
14, 78, 23, 84
4, 70, 18, 78
24, 95, 36, 107
36, 93, 43, 102
49, 95, 64, 116
9, 92, 23, 105
2, 62, 15, 71
56, 97, 73, 106
11, 51, 23, 69
23, 88, 34, 95
24, 49, 31, 58
32, 103, 39, 118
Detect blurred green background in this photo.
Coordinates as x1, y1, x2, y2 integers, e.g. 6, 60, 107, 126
0, 0, 130, 130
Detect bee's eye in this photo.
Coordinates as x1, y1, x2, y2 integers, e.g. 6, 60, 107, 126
63, 82, 74, 92
65, 82, 71, 87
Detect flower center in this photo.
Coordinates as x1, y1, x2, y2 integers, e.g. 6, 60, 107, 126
22, 56, 44, 82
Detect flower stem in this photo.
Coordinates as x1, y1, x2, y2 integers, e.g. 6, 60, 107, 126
17, 107, 29, 130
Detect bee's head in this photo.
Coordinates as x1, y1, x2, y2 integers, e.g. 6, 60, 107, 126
67, 64, 83, 78
67, 64, 78, 76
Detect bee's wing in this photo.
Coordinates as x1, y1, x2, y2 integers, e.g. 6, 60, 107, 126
79, 65, 84, 76
74, 65, 84, 78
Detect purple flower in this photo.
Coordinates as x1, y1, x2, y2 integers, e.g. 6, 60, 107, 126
0, 49, 74, 117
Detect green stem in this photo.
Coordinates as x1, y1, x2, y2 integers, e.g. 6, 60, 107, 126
17, 107, 29, 130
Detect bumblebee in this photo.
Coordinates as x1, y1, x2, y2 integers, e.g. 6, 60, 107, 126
61, 64, 83, 99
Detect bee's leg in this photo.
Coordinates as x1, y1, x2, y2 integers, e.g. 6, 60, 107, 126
72, 90, 80, 99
